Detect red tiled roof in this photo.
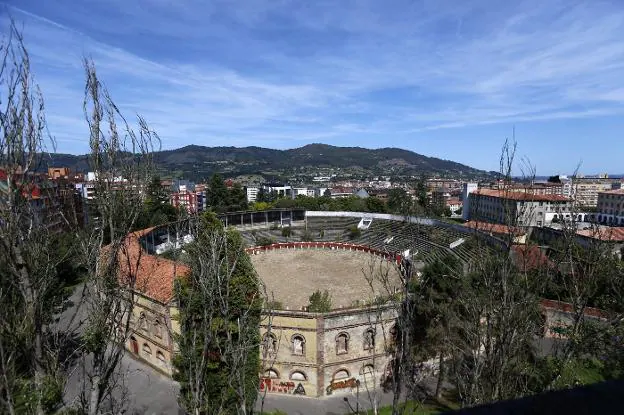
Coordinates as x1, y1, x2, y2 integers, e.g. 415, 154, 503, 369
511, 245, 552, 271
463, 220, 525, 236
600, 189, 624, 195
576, 227, 624, 242
115, 228, 190, 303
540, 299, 607, 319
472, 188, 571, 202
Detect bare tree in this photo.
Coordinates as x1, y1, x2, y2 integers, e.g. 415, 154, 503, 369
446, 138, 549, 406
69, 58, 159, 414
0, 20, 73, 415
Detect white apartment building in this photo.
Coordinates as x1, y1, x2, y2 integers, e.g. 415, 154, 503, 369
465, 188, 575, 227
596, 189, 624, 226
246, 186, 260, 203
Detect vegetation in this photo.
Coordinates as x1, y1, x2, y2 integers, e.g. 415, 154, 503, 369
55, 143, 492, 183
308, 290, 332, 312
347, 225, 362, 240
207, 173, 248, 213
173, 212, 262, 414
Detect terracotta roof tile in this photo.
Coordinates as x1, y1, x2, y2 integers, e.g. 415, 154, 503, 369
464, 220, 525, 236
473, 188, 571, 202
541, 299, 606, 319
576, 227, 624, 242
600, 189, 624, 195
115, 228, 190, 303
511, 245, 553, 271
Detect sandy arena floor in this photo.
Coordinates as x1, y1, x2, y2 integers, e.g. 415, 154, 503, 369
250, 249, 402, 310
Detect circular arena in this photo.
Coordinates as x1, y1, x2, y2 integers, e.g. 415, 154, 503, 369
124, 209, 493, 397
249, 243, 403, 310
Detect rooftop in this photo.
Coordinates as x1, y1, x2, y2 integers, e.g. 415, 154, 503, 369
576, 226, 624, 242
599, 189, 624, 195
472, 188, 571, 202
463, 220, 525, 236
115, 228, 190, 303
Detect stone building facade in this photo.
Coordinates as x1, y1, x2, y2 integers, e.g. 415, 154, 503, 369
260, 306, 397, 397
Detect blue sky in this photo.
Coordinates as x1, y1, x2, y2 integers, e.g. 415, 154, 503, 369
2, 0, 624, 175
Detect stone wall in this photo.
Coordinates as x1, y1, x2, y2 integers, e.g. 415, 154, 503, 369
261, 306, 398, 397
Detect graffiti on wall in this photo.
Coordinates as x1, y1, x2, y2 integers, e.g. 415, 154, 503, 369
260, 378, 306, 395
326, 378, 359, 395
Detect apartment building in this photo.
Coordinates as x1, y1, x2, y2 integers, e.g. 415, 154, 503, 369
596, 189, 624, 226
465, 187, 573, 227
570, 176, 623, 207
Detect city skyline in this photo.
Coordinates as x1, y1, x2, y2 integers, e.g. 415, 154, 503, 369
2, 0, 624, 175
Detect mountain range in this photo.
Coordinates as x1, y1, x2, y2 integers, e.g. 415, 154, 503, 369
46, 143, 493, 182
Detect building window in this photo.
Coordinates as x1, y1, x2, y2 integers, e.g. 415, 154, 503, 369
138, 312, 148, 332
360, 364, 375, 377
363, 328, 375, 350
291, 334, 305, 356
142, 343, 152, 356
336, 332, 349, 355
262, 333, 278, 355
290, 371, 307, 381
154, 319, 162, 338
333, 369, 350, 381
264, 368, 280, 379
156, 351, 166, 365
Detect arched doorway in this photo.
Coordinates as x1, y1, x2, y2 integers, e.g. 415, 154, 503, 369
130, 336, 138, 354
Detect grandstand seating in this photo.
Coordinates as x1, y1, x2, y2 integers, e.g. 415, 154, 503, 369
238, 212, 483, 265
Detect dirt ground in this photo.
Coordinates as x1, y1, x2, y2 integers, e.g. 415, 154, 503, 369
250, 249, 402, 310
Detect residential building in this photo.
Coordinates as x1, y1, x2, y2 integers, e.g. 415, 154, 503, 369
465, 188, 574, 227
246, 186, 260, 203
596, 189, 624, 226
47, 167, 71, 180
446, 197, 462, 215
431, 187, 451, 212
426, 178, 463, 191
570, 175, 623, 207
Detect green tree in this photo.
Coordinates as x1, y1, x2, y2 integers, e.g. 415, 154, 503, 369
207, 173, 229, 213
387, 189, 411, 214
173, 212, 262, 414
227, 183, 248, 212
308, 290, 332, 312
410, 256, 463, 397
415, 177, 429, 213
366, 196, 386, 213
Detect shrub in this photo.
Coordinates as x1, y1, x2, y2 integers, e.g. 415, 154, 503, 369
281, 226, 292, 237
347, 225, 361, 240
308, 289, 332, 312
256, 236, 275, 246
300, 229, 315, 242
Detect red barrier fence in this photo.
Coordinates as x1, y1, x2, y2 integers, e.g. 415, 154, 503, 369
245, 242, 403, 264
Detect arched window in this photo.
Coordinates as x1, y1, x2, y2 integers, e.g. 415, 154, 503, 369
360, 364, 375, 377
142, 343, 152, 356
290, 371, 307, 381
333, 369, 350, 381
262, 332, 278, 355
129, 336, 138, 354
336, 332, 349, 355
156, 351, 166, 365
363, 328, 375, 350
264, 368, 279, 379
291, 334, 305, 356
154, 319, 162, 338
138, 312, 148, 332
